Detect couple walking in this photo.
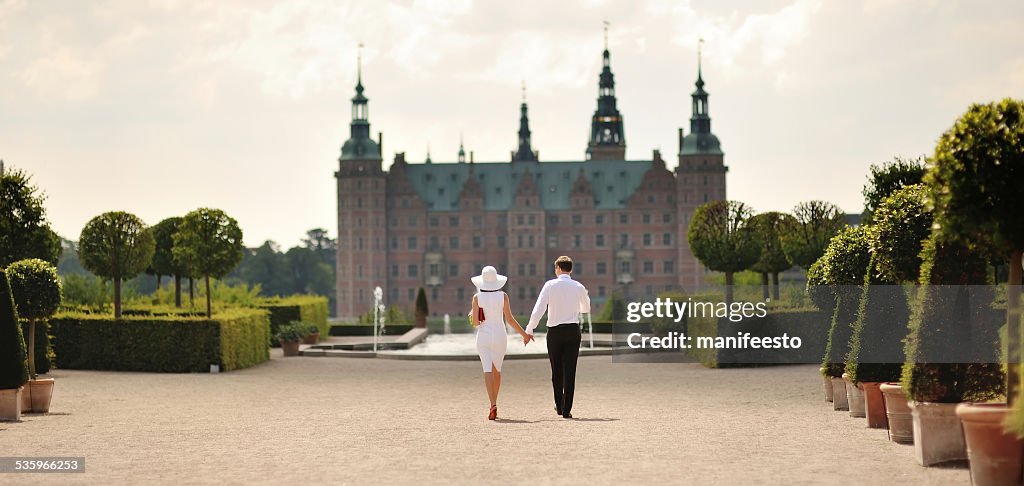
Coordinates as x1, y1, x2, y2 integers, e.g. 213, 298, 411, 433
470, 255, 590, 421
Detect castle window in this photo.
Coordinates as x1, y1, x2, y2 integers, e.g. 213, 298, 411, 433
703, 193, 709, 203
408, 216, 417, 226
450, 173, 457, 181
457, 288, 465, 300
408, 288, 414, 300
357, 198, 363, 209
473, 236, 482, 249
430, 217, 439, 227
426, 174, 433, 181
572, 215, 582, 225
438, 187, 445, 195
529, 263, 537, 276
449, 264, 459, 277
647, 196, 655, 204
620, 234, 629, 247
431, 287, 438, 300
518, 263, 526, 276
449, 236, 459, 249
548, 215, 559, 225
663, 233, 672, 245
472, 215, 482, 227
645, 285, 654, 297
390, 237, 397, 250
547, 235, 558, 248
498, 235, 506, 248
619, 214, 628, 224
663, 213, 672, 223
643, 234, 652, 246
429, 236, 439, 250
429, 264, 439, 277
598, 286, 606, 297
391, 265, 399, 278
643, 261, 654, 274
549, 185, 556, 193
574, 235, 581, 248
664, 260, 674, 273
357, 238, 364, 250
703, 175, 708, 185
528, 215, 536, 225
401, 198, 409, 208
408, 236, 418, 250
528, 235, 535, 248
449, 216, 458, 227
667, 195, 674, 203
596, 214, 605, 224
596, 234, 605, 247
408, 264, 418, 277
357, 265, 363, 278
607, 186, 613, 192
518, 287, 526, 300
597, 262, 607, 275
391, 288, 399, 301
517, 235, 524, 248
620, 261, 631, 274
643, 214, 651, 224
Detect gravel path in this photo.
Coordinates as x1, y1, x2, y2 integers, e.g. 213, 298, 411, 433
3, 351, 968, 485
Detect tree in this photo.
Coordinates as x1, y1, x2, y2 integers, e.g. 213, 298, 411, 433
687, 200, 761, 304
302, 228, 337, 266
6, 259, 62, 380
234, 241, 293, 297
415, 287, 428, 328
870, 185, 932, 283
173, 208, 244, 318
285, 246, 333, 296
0, 167, 60, 267
861, 156, 926, 224
779, 201, 846, 269
0, 269, 29, 392
150, 217, 189, 307
79, 211, 155, 318
925, 98, 1024, 406
749, 212, 795, 300
818, 226, 871, 378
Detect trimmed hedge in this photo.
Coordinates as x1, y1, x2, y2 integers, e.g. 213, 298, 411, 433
258, 296, 329, 346
20, 320, 52, 375
686, 308, 831, 368
50, 309, 270, 372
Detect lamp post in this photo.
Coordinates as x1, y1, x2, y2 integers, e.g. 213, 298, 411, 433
373, 286, 383, 353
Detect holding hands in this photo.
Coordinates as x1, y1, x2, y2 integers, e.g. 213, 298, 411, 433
521, 332, 534, 346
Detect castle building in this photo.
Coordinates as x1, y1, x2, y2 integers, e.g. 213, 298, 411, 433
335, 44, 727, 318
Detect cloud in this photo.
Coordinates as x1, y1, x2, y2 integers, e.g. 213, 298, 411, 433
20, 47, 102, 101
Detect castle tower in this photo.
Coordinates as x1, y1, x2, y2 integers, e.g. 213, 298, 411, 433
586, 23, 626, 160
336, 48, 387, 318
512, 83, 539, 162
676, 43, 728, 291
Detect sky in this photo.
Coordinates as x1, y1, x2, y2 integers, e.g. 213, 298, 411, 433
2, 0, 1022, 248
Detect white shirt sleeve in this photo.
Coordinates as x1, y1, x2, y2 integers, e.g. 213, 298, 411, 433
525, 281, 551, 335
579, 285, 591, 314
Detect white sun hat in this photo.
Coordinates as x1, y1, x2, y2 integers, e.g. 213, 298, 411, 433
471, 265, 508, 291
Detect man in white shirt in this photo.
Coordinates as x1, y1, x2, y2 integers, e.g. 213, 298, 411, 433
525, 255, 591, 419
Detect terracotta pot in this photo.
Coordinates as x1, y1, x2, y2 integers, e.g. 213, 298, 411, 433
860, 382, 888, 429
956, 403, 1023, 486
820, 367, 833, 402
280, 340, 301, 357
880, 382, 913, 444
20, 378, 54, 414
830, 376, 849, 411
301, 332, 320, 345
843, 373, 865, 418
0, 386, 23, 422
910, 401, 966, 466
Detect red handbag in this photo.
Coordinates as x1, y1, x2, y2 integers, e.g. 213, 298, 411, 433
477, 307, 485, 322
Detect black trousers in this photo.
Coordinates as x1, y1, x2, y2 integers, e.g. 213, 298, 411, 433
546, 323, 581, 415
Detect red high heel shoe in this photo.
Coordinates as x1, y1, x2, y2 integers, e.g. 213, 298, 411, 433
488, 404, 497, 420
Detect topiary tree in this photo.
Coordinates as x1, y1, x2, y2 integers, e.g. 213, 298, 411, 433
6, 259, 62, 380
861, 156, 926, 224
79, 211, 156, 319
749, 212, 795, 300
901, 233, 1004, 403
818, 226, 872, 378
924, 98, 1024, 406
846, 185, 932, 385
150, 217, 191, 307
415, 287, 428, 328
0, 269, 29, 392
779, 200, 846, 270
805, 257, 835, 313
173, 208, 244, 318
687, 200, 761, 305
0, 167, 61, 267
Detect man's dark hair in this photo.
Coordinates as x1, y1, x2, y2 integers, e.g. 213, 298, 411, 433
555, 255, 573, 272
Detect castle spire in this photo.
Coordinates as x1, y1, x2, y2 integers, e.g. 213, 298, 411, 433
678, 39, 722, 156
339, 43, 381, 161
587, 21, 626, 160
457, 132, 466, 163
512, 81, 538, 162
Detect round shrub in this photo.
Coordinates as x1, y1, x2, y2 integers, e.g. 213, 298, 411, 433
819, 226, 872, 378
6, 258, 62, 321
0, 270, 29, 390
871, 184, 933, 283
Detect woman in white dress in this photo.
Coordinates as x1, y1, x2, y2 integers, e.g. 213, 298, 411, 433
471, 266, 531, 420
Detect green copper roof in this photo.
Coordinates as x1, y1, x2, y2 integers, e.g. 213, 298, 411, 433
403, 160, 653, 211
680, 133, 722, 155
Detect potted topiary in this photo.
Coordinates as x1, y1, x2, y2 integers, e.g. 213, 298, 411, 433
846, 184, 930, 429
923, 98, 1023, 484
818, 226, 872, 412
300, 321, 320, 345
415, 287, 428, 328
0, 269, 29, 422
806, 258, 836, 403
276, 322, 306, 357
7, 259, 62, 413
901, 233, 1004, 466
